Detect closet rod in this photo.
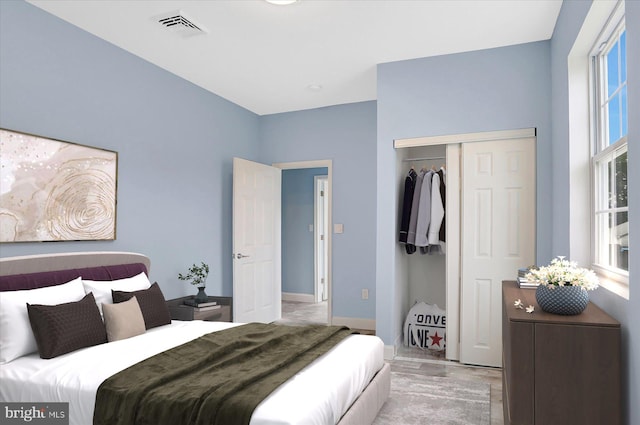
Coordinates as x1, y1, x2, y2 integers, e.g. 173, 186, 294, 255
403, 156, 445, 162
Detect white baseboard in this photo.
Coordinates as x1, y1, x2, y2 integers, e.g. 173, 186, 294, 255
385, 333, 403, 360
282, 292, 315, 303
384, 345, 396, 361
332, 316, 375, 331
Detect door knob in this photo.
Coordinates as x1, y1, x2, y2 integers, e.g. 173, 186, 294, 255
234, 253, 250, 259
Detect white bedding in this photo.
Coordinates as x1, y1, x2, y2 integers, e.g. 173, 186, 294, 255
0, 320, 384, 425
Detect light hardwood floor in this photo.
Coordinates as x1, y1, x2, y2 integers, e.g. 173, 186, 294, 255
280, 300, 504, 424
280, 299, 328, 325
394, 348, 503, 425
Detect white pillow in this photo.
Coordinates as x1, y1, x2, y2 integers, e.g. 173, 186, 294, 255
0, 277, 86, 364
82, 272, 151, 314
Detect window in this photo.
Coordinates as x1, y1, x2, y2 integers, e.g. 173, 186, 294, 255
591, 14, 628, 282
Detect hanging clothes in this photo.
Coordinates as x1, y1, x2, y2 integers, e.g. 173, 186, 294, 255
399, 164, 446, 255
399, 168, 417, 254
427, 171, 444, 248
407, 169, 426, 247
414, 170, 433, 248
437, 168, 446, 243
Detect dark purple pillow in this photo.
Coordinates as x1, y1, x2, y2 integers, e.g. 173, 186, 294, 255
27, 292, 107, 359
112, 282, 171, 330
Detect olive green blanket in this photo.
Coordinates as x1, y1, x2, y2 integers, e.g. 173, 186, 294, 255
93, 323, 356, 425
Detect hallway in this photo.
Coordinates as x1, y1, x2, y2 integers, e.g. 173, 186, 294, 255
279, 300, 327, 325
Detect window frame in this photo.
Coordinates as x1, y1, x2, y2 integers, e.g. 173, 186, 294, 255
589, 7, 628, 286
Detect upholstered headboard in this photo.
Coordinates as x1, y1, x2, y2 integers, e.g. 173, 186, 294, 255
0, 252, 151, 292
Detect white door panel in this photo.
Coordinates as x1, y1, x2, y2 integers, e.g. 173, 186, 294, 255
233, 157, 281, 323
315, 176, 329, 303
460, 138, 536, 367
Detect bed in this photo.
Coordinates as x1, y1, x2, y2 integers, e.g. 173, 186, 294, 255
0, 252, 390, 425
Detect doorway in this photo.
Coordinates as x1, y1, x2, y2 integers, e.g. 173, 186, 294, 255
275, 160, 332, 326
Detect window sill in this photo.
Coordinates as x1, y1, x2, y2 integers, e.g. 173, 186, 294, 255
596, 273, 629, 300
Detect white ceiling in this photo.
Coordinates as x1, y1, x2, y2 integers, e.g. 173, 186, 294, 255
27, 0, 563, 116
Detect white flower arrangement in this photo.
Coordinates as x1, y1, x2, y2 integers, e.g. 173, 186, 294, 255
525, 256, 599, 291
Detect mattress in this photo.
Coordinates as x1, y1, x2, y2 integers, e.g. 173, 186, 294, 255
0, 320, 384, 425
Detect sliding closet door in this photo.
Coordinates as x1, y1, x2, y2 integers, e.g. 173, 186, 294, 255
460, 137, 536, 367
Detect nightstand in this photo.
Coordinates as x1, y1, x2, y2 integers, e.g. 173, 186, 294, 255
167, 295, 232, 322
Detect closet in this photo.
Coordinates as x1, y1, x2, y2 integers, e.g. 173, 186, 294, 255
397, 143, 458, 361
401, 144, 447, 304
399, 144, 447, 334
395, 129, 536, 367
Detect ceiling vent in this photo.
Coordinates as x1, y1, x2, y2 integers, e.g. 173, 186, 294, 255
155, 10, 207, 37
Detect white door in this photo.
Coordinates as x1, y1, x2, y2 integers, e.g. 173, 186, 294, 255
460, 138, 536, 367
314, 176, 329, 302
232, 157, 282, 323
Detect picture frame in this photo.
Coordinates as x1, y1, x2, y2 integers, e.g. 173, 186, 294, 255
0, 128, 118, 242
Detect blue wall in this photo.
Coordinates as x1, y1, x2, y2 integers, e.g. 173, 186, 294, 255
0, 1, 377, 323
376, 41, 552, 348
550, 1, 639, 424
625, 2, 640, 421
282, 167, 327, 295
259, 102, 377, 320
2, 3, 637, 421
0, 0, 260, 300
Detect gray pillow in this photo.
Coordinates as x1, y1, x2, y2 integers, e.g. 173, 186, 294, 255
102, 296, 146, 342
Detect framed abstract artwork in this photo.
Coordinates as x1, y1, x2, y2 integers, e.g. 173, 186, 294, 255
0, 128, 118, 242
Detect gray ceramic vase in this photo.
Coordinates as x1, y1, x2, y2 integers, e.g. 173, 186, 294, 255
535, 284, 589, 315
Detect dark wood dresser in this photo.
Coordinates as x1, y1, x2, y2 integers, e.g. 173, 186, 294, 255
502, 281, 621, 425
